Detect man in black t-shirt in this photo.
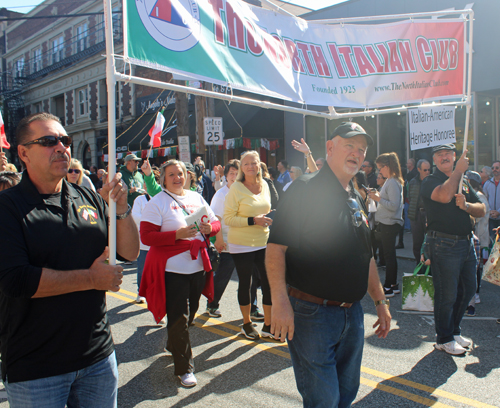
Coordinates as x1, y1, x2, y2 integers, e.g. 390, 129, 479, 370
420, 144, 486, 356
0, 113, 139, 406
266, 122, 391, 408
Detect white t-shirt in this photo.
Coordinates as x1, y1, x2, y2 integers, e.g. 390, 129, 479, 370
141, 189, 218, 274
210, 185, 230, 251
131, 194, 150, 251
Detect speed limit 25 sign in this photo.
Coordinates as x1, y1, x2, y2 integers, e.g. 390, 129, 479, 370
204, 117, 223, 145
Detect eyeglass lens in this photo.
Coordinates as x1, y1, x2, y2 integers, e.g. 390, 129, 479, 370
25, 135, 72, 147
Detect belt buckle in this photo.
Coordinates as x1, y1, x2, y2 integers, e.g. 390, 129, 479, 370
339, 302, 346, 307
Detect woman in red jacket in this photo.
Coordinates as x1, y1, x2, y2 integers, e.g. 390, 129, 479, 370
139, 160, 220, 388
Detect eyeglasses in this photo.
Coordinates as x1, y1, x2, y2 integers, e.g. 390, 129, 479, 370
377, 175, 386, 180
422, 169, 431, 172
493, 167, 500, 170
68, 169, 81, 174
347, 198, 364, 228
22, 135, 72, 148
361, 164, 370, 168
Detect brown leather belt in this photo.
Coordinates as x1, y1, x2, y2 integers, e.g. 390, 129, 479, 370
427, 230, 471, 241
288, 287, 352, 308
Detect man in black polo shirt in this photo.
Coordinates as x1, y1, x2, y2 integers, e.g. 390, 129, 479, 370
420, 144, 485, 356
266, 122, 391, 408
0, 113, 139, 407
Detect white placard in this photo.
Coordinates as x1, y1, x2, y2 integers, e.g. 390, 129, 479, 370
179, 151, 191, 163
178, 136, 190, 145
204, 117, 223, 145
408, 106, 456, 151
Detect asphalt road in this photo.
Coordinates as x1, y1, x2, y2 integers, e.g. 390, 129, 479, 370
1, 256, 499, 407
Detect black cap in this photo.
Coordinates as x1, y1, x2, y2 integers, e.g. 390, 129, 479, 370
432, 144, 456, 154
330, 122, 373, 146
184, 162, 195, 172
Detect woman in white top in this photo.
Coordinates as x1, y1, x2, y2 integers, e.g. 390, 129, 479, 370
368, 152, 404, 298
140, 160, 219, 388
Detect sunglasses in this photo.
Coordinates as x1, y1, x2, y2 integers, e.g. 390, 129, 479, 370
422, 169, 431, 172
347, 198, 364, 228
68, 169, 81, 174
23, 135, 72, 148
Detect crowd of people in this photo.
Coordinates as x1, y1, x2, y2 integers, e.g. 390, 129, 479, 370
0, 112, 498, 407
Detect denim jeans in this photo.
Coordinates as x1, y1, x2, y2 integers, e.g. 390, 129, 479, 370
428, 236, 477, 344
4, 352, 118, 408
288, 298, 364, 408
207, 252, 235, 310
136, 249, 148, 291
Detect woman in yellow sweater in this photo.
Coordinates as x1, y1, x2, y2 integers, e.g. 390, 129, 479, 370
224, 151, 273, 340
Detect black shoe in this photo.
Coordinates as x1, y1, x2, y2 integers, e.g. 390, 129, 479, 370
261, 324, 274, 339
250, 310, 265, 322
395, 243, 404, 249
391, 284, 400, 294
241, 322, 260, 340
384, 287, 395, 298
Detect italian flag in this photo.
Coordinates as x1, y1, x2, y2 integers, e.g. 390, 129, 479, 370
0, 110, 10, 150
148, 110, 165, 148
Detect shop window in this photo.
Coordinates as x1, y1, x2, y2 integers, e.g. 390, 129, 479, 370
78, 87, 89, 117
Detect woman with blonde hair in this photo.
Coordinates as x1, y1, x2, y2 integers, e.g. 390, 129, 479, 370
224, 150, 273, 340
66, 158, 84, 185
368, 152, 404, 297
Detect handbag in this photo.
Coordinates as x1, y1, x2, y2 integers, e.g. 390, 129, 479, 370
163, 191, 220, 272
402, 262, 434, 312
483, 233, 500, 286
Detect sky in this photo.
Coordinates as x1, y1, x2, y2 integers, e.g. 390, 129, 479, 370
2, 0, 347, 13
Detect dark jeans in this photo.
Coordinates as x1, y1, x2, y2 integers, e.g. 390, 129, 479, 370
207, 253, 236, 310
428, 236, 476, 344
165, 270, 206, 375
410, 210, 426, 264
379, 223, 401, 287
231, 249, 271, 306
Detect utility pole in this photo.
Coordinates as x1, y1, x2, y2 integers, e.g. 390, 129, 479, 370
174, 80, 189, 148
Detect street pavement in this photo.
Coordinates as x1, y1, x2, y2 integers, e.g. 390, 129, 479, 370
1, 231, 499, 407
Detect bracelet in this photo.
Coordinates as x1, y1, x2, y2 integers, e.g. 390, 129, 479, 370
305, 151, 312, 159
374, 299, 390, 307
248, 217, 255, 226
116, 204, 132, 220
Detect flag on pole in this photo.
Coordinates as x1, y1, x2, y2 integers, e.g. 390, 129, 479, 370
148, 110, 165, 148
0, 111, 10, 150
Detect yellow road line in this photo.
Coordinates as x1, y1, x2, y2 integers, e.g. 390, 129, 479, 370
107, 292, 491, 408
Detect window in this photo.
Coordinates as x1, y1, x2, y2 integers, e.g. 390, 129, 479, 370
112, 6, 121, 38
32, 48, 42, 72
78, 87, 89, 116
76, 23, 89, 52
33, 102, 42, 113
51, 36, 64, 64
14, 57, 25, 77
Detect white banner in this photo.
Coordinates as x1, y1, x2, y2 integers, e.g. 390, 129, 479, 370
408, 106, 456, 151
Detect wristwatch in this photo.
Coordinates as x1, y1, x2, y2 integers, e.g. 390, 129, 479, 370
116, 204, 132, 220
374, 299, 390, 307
465, 202, 470, 212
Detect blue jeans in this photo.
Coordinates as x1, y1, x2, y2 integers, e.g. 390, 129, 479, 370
288, 297, 364, 408
136, 249, 148, 291
428, 236, 477, 344
4, 352, 118, 408
207, 252, 236, 310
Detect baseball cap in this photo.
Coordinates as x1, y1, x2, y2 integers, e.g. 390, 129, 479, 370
124, 153, 141, 162
466, 170, 481, 184
432, 144, 456, 154
329, 122, 374, 146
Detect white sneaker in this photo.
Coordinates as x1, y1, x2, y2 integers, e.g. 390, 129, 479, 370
474, 293, 480, 304
135, 295, 146, 303
454, 335, 472, 348
434, 340, 467, 355
178, 372, 197, 387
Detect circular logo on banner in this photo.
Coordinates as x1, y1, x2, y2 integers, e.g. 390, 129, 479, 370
136, 0, 201, 52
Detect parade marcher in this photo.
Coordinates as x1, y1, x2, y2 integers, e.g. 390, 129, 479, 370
205, 160, 240, 317
483, 161, 500, 237
369, 152, 404, 297
139, 160, 220, 388
119, 153, 144, 207
420, 144, 486, 355
361, 159, 378, 189
408, 159, 431, 264
267, 122, 391, 408
276, 160, 292, 186
0, 112, 139, 406
224, 150, 274, 340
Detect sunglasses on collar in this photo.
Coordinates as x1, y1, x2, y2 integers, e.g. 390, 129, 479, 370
22, 135, 72, 148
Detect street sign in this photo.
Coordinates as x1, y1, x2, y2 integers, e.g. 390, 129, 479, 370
178, 136, 191, 163
204, 117, 223, 145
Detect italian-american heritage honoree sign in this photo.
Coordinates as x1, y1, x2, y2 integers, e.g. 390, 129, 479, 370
408, 106, 456, 151
127, 0, 465, 108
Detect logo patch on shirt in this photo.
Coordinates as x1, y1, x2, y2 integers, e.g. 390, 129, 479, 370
462, 184, 469, 194
78, 205, 99, 225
